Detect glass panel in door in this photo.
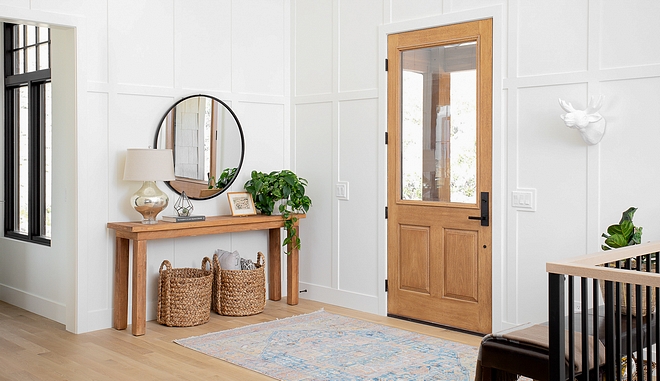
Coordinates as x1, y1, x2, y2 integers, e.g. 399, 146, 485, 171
400, 42, 477, 204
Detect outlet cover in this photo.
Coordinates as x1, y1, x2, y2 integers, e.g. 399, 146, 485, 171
336, 182, 349, 201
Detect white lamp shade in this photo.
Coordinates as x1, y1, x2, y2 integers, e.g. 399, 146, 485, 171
123, 149, 176, 181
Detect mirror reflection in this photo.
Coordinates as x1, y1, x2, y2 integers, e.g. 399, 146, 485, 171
154, 95, 245, 200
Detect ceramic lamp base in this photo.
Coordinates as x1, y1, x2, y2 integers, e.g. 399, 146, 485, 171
131, 180, 169, 224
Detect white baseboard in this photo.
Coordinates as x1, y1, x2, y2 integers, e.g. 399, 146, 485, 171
79, 285, 381, 333
297, 282, 380, 315
498, 321, 525, 332
0, 283, 66, 324
81, 308, 114, 333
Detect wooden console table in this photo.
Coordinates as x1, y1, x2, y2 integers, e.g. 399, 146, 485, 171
107, 214, 304, 336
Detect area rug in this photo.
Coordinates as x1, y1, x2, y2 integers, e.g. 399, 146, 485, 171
174, 310, 478, 380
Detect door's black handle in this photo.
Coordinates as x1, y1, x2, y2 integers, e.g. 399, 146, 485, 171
467, 192, 489, 227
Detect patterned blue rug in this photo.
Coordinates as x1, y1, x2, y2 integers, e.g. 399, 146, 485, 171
175, 310, 478, 380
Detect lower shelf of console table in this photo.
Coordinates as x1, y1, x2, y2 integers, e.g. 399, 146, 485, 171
107, 214, 304, 336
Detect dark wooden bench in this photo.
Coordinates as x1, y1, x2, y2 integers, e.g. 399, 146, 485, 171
475, 310, 656, 381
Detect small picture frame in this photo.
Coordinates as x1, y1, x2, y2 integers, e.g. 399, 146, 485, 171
227, 192, 257, 216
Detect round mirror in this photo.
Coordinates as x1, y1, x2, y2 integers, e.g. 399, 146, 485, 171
154, 94, 245, 200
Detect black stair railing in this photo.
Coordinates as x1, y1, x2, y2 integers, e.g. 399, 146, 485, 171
547, 242, 660, 381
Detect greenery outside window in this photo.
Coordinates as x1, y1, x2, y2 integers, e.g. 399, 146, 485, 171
4, 23, 52, 245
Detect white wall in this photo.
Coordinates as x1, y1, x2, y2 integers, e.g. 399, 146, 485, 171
0, 0, 291, 333
1, 0, 660, 334
291, 0, 660, 332
292, 0, 384, 313
506, 0, 660, 327
0, 5, 82, 332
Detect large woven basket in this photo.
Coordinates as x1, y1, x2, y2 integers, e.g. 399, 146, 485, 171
157, 257, 213, 327
212, 252, 266, 316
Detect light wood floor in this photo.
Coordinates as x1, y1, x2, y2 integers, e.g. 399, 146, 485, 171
0, 299, 482, 381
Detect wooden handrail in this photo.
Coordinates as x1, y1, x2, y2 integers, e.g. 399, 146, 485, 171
546, 241, 660, 287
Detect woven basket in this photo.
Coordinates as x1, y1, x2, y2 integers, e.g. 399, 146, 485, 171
598, 262, 656, 316
157, 257, 213, 327
212, 252, 266, 316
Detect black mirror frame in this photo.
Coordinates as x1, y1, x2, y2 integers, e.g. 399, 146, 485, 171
153, 94, 246, 200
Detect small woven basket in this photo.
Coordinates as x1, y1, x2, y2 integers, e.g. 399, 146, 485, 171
157, 257, 213, 327
212, 252, 266, 316
599, 262, 657, 316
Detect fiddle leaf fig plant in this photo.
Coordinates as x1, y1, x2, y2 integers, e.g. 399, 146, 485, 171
602, 207, 643, 251
244, 170, 312, 253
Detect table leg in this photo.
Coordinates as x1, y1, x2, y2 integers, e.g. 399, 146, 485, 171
131, 240, 147, 336
113, 237, 129, 330
287, 226, 299, 305
268, 228, 281, 301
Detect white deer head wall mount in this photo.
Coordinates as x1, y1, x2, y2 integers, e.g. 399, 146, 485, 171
558, 95, 606, 145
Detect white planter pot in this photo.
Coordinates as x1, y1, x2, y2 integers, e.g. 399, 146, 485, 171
272, 199, 286, 215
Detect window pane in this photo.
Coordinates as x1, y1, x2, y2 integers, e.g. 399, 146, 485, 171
13, 25, 23, 48
26, 46, 36, 72
204, 97, 212, 181
5, 24, 53, 245
26, 25, 36, 46
400, 42, 477, 203
17, 87, 29, 234
38, 27, 49, 43
38, 43, 49, 70
44, 83, 52, 238
449, 70, 477, 203
401, 71, 424, 201
13, 50, 24, 74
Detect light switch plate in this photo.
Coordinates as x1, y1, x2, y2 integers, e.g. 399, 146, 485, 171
512, 189, 536, 211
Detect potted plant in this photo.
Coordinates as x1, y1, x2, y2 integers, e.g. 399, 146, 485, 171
208, 167, 238, 191
201, 167, 238, 197
600, 207, 654, 316
244, 170, 312, 253
601, 207, 643, 251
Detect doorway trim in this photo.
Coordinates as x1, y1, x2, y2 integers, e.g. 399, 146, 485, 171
377, 5, 505, 333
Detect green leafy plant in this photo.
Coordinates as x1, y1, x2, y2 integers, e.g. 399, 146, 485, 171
208, 167, 238, 190
600, 207, 655, 318
602, 207, 643, 250
244, 170, 312, 253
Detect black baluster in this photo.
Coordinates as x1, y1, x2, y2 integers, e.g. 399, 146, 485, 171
636, 256, 643, 379
593, 278, 600, 380
656, 252, 659, 381
604, 277, 615, 381
626, 259, 633, 381
569, 275, 575, 381
645, 254, 652, 381
582, 277, 589, 381
616, 260, 622, 380
549, 273, 566, 381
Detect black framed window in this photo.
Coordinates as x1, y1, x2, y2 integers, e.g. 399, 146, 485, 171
4, 23, 51, 245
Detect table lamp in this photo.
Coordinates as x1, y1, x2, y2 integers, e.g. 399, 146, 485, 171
123, 148, 175, 224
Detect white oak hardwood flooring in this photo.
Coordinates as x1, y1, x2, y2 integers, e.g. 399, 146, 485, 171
0, 299, 481, 380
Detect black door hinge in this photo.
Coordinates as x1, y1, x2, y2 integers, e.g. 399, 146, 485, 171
385, 131, 388, 144
385, 58, 388, 72
385, 206, 388, 219
385, 279, 389, 292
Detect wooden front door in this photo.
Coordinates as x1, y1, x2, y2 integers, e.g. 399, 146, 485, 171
386, 19, 493, 334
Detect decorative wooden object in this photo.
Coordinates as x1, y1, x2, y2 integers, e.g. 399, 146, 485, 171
107, 214, 304, 336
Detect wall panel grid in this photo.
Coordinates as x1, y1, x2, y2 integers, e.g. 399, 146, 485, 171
504, 0, 660, 327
